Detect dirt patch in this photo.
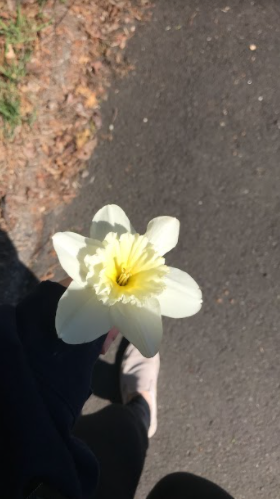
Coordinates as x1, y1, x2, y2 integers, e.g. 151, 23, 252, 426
0, 0, 151, 266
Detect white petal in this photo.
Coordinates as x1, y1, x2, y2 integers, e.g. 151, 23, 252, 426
110, 299, 162, 358
145, 216, 180, 256
90, 204, 135, 241
53, 232, 101, 284
56, 281, 111, 344
158, 267, 202, 318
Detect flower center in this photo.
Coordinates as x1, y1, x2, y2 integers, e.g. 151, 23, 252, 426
117, 266, 132, 286
84, 232, 169, 306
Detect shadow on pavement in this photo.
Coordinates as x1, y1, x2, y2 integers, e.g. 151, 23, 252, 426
91, 337, 129, 404
0, 229, 38, 306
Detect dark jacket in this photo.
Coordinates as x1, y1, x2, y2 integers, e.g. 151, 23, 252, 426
0, 281, 104, 499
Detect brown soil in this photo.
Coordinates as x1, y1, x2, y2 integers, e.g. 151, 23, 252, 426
0, 0, 151, 265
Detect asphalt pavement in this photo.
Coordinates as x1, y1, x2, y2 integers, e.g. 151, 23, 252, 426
11, 1, 280, 498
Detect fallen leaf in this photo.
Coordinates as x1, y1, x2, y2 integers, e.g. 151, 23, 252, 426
21, 96, 33, 117
5, 44, 16, 62
79, 55, 91, 64
75, 85, 92, 97
85, 92, 98, 108
91, 61, 104, 74
75, 103, 91, 118
76, 138, 97, 160
92, 111, 102, 129
75, 128, 91, 149
26, 81, 41, 93
0, 12, 11, 19
44, 164, 60, 176
23, 143, 36, 159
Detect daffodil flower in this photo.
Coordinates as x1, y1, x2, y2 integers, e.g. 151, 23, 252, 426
53, 205, 202, 357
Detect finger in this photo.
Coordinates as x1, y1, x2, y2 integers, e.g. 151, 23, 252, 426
59, 277, 73, 288
101, 327, 119, 355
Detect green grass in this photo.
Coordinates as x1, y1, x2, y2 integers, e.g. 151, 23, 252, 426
0, 94, 21, 135
0, 6, 51, 45
0, 6, 52, 137
0, 49, 31, 82
37, 0, 67, 7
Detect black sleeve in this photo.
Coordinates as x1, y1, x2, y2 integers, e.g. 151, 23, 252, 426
0, 282, 100, 499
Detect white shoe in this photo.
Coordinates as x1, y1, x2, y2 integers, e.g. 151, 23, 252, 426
120, 342, 160, 438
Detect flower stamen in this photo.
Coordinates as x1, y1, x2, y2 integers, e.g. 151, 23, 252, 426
117, 266, 132, 286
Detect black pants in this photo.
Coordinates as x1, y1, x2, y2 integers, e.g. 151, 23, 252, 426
74, 396, 234, 499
